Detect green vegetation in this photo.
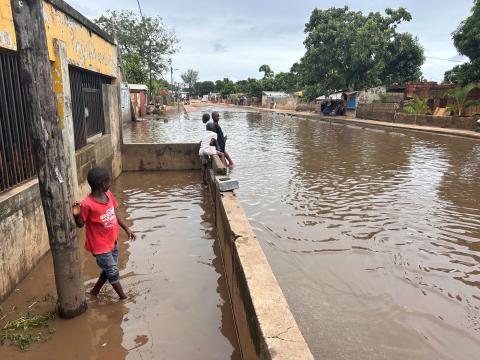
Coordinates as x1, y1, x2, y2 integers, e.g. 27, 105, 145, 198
181, 69, 199, 93
195, 6, 423, 101
403, 94, 430, 114
446, 83, 480, 116
444, 1, 480, 84
0, 295, 57, 351
296, 7, 424, 100
95, 10, 178, 85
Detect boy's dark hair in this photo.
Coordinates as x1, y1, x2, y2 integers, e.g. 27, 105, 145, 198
87, 167, 110, 190
202, 113, 210, 123
206, 122, 216, 132
212, 111, 219, 122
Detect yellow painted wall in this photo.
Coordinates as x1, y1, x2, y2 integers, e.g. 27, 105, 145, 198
0, 0, 117, 78
0, 0, 15, 50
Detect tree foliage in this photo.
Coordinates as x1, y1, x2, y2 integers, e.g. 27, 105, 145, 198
95, 10, 178, 84
296, 6, 425, 100
181, 69, 199, 92
446, 83, 480, 116
194, 81, 215, 96
445, 1, 480, 84
259, 64, 274, 79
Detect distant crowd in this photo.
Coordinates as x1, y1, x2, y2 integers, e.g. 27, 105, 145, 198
198, 111, 234, 183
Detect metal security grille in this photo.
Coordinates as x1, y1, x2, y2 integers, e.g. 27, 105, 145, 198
69, 66, 111, 149
0, 51, 36, 192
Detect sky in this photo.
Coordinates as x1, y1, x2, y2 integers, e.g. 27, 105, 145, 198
69, 0, 473, 83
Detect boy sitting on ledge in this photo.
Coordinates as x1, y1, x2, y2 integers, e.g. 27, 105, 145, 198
199, 122, 226, 184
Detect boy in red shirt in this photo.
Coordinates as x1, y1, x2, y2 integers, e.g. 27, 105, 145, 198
72, 167, 135, 299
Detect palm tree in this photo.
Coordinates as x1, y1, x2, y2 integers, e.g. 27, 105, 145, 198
446, 83, 480, 116
403, 94, 429, 114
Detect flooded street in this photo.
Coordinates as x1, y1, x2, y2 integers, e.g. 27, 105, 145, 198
1, 171, 239, 359
124, 107, 480, 359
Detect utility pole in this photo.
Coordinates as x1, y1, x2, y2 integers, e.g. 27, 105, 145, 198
11, 0, 87, 318
149, 40, 152, 103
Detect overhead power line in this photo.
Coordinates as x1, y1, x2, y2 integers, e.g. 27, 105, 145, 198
426, 56, 466, 63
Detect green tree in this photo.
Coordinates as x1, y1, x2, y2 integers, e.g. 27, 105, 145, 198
95, 10, 178, 84
273, 72, 298, 92
446, 83, 480, 116
181, 69, 199, 93
259, 64, 274, 79
403, 94, 430, 114
297, 7, 424, 100
194, 81, 215, 96
445, 1, 480, 84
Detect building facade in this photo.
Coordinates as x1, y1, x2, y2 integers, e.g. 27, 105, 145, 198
0, 0, 124, 300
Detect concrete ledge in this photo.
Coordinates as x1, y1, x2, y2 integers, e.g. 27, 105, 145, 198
210, 177, 313, 359
122, 143, 202, 171
0, 179, 49, 301
212, 154, 228, 175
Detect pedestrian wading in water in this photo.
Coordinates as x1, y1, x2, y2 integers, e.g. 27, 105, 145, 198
72, 167, 136, 300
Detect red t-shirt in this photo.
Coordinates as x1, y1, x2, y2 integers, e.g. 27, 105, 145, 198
80, 191, 119, 255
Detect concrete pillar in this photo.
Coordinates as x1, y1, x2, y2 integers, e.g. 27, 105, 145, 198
102, 84, 123, 178
52, 39, 79, 200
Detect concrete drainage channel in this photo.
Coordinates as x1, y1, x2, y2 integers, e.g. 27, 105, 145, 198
122, 143, 314, 359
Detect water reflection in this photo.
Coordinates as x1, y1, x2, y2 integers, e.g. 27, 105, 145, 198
124, 107, 480, 359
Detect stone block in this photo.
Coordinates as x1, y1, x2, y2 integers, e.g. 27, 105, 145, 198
215, 176, 239, 192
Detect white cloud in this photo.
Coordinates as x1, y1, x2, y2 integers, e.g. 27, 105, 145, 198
69, 0, 474, 83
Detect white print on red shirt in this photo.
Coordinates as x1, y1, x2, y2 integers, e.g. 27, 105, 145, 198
99, 207, 117, 229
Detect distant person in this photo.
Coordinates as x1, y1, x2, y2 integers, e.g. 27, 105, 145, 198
199, 122, 226, 183
72, 167, 136, 300
202, 112, 213, 128
212, 111, 234, 167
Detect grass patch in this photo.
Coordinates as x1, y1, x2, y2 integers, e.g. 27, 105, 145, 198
0, 294, 57, 351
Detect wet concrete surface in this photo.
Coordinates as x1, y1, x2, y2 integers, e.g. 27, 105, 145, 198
124, 107, 480, 359
1, 171, 239, 359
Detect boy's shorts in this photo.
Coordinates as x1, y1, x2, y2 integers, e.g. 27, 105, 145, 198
95, 243, 119, 284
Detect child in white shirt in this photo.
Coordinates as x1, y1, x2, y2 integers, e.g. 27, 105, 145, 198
199, 122, 226, 183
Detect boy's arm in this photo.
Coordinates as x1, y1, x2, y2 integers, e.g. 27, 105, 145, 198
116, 211, 136, 240
72, 202, 84, 228
210, 138, 220, 151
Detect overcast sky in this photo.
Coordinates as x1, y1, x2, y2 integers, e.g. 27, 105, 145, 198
70, 0, 473, 83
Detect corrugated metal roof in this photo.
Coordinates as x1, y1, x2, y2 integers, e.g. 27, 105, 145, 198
128, 84, 148, 91
262, 91, 288, 98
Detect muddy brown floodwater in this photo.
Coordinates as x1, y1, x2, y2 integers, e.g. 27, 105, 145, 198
1, 171, 239, 359
124, 107, 480, 360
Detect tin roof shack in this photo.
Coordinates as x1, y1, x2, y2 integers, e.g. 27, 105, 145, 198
464, 86, 480, 117
388, 82, 456, 112
0, 0, 123, 301
262, 91, 289, 109
129, 84, 148, 118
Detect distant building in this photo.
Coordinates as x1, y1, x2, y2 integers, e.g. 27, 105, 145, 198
129, 84, 148, 117
262, 91, 289, 108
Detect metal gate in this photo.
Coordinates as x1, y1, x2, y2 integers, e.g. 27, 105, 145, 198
69, 66, 111, 149
0, 50, 36, 192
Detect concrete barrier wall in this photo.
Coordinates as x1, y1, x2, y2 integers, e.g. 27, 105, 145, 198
0, 181, 49, 301
394, 113, 478, 131
122, 143, 202, 171
357, 103, 478, 131
356, 103, 399, 122
208, 163, 313, 359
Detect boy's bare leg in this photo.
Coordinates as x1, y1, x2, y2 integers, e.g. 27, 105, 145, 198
90, 272, 107, 296
112, 282, 127, 300
217, 151, 227, 166
224, 151, 234, 167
